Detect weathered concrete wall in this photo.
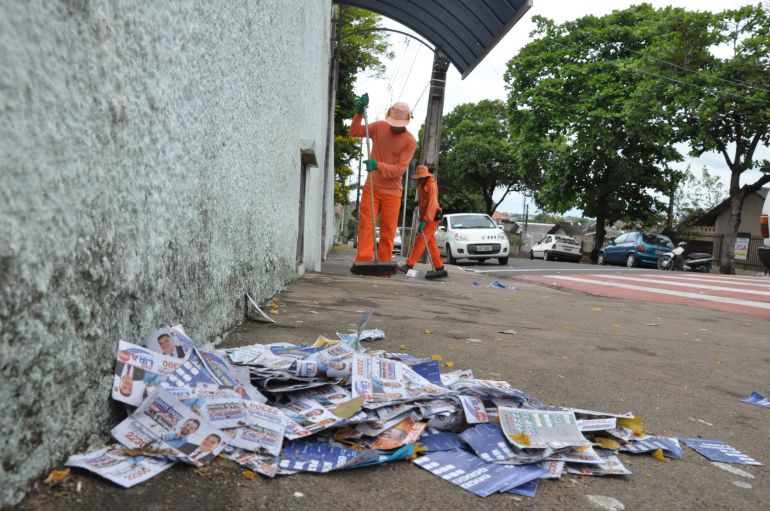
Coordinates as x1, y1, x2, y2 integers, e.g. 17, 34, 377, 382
0, 0, 332, 505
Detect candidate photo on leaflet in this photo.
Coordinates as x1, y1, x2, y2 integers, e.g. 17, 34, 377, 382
188, 434, 222, 465
157, 332, 185, 358
347, 94, 416, 267
113, 359, 158, 402
374, 426, 408, 449
164, 418, 201, 452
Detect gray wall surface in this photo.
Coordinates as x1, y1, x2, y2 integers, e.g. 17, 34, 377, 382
0, 0, 333, 505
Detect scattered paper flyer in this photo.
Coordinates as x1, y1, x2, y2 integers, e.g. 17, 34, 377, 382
246, 293, 277, 324
112, 340, 186, 406
741, 391, 770, 409
680, 438, 761, 466
65, 445, 175, 488
498, 408, 589, 450
619, 436, 682, 459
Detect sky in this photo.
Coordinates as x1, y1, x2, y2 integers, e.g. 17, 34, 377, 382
349, 0, 768, 217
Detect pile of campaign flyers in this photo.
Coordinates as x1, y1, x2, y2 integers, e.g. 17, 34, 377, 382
65, 313, 761, 498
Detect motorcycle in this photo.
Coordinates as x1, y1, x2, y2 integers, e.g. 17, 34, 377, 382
656, 241, 713, 272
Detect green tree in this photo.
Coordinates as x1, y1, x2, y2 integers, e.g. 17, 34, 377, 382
333, 7, 392, 204
505, 6, 683, 262
637, 4, 770, 273
438, 99, 522, 215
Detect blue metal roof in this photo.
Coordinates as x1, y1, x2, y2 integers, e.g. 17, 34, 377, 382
334, 0, 532, 79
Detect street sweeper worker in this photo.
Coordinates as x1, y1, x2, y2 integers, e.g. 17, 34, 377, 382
348, 94, 417, 264
399, 165, 447, 279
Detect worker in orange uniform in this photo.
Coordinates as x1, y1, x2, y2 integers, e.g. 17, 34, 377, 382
399, 165, 447, 279
348, 94, 417, 268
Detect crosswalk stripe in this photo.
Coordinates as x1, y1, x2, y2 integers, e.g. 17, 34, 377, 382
547, 275, 770, 310
632, 274, 770, 289
597, 275, 770, 297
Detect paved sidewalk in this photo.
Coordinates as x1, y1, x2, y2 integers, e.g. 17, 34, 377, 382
20, 247, 769, 511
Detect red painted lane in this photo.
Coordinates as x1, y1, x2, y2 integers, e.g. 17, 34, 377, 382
518, 274, 770, 318
596, 275, 770, 303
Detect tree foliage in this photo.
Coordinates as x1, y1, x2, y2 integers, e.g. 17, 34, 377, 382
437, 99, 522, 215
333, 8, 392, 204
505, 5, 685, 261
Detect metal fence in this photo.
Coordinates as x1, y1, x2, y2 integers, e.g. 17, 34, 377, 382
672, 233, 766, 272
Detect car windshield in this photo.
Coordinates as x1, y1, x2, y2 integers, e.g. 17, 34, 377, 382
449, 215, 496, 230
643, 233, 673, 247
555, 236, 579, 245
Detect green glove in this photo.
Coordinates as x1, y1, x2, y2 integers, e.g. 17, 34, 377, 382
365, 159, 378, 172
418, 220, 427, 233
356, 93, 369, 114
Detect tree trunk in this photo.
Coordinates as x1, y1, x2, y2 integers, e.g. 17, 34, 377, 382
591, 209, 607, 263
719, 188, 744, 275
666, 172, 676, 232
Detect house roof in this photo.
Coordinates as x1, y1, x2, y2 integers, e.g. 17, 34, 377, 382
335, 0, 532, 78
547, 222, 586, 237
690, 187, 769, 227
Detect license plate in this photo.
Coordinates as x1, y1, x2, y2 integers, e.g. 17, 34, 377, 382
477, 245, 493, 252
655, 250, 666, 255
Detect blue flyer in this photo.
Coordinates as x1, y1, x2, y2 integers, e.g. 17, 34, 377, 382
741, 391, 770, 409
420, 431, 467, 452
680, 438, 761, 466
507, 478, 538, 497
279, 441, 377, 473
411, 361, 444, 387
413, 449, 543, 497
460, 423, 515, 462
620, 436, 683, 459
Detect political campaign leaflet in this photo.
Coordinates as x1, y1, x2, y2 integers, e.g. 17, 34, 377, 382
351, 353, 451, 404
566, 451, 631, 476
413, 449, 545, 498
541, 460, 565, 479
458, 395, 489, 424
245, 293, 277, 324
111, 388, 228, 467
460, 423, 552, 465
411, 360, 444, 387
741, 391, 770, 409
65, 445, 175, 488
311, 336, 342, 349
294, 343, 354, 379
112, 340, 186, 407
506, 479, 538, 497
448, 379, 532, 403
355, 410, 414, 438
293, 384, 353, 408
547, 445, 604, 464
231, 401, 288, 456
370, 415, 426, 450
568, 407, 634, 419
680, 438, 762, 465
227, 447, 279, 477
419, 430, 466, 452
279, 441, 377, 473
143, 326, 193, 360
619, 436, 682, 459
197, 347, 263, 401
279, 397, 342, 439
577, 418, 617, 432
499, 408, 589, 450
440, 369, 474, 387
180, 394, 246, 429
375, 402, 418, 422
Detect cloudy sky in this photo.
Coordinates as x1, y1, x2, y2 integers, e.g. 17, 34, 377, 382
351, 0, 768, 216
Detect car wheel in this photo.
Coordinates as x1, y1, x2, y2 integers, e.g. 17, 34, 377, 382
543, 251, 550, 261
498, 257, 509, 265
597, 252, 607, 265
529, 250, 534, 260
626, 253, 638, 268
446, 244, 457, 265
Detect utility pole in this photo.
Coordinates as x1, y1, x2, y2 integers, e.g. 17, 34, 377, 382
406, 50, 450, 262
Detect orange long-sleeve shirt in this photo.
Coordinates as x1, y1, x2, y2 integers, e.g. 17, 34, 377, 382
417, 175, 441, 222
348, 114, 417, 197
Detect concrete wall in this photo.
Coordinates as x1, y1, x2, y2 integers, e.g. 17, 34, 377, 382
0, 0, 332, 505
714, 191, 766, 236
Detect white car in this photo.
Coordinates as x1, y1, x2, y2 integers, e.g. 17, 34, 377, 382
436, 213, 510, 265
529, 234, 582, 263
759, 192, 769, 272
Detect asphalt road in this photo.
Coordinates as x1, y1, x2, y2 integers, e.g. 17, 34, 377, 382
20, 247, 769, 511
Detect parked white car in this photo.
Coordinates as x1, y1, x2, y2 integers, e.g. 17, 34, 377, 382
436, 213, 510, 265
529, 234, 582, 262
759, 192, 769, 272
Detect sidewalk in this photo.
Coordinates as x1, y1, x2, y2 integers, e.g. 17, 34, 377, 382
20, 247, 769, 510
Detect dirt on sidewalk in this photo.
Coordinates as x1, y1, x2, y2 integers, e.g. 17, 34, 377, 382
18, 247, 769, 511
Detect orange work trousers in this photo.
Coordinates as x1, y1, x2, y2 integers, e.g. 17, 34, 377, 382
356, 186, 401, 263
407, 219, 442, 268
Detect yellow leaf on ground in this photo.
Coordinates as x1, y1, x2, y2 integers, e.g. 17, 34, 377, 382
43, 469, 70, 485
243, 470, 257, 480
399, 344, 406, 350
652, 449, 666, 462
714, 360, 721, 365
424, 329, 433, 335
617, 416, 645, 436
612, 323, 621, 329
592, 307, 602, 312
445, 361, 455, 368
510, 432, 531, 446
431, 354, 444, 361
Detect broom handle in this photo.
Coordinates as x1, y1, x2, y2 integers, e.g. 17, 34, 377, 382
363, 107, 378, 263
420, 230, 436, 271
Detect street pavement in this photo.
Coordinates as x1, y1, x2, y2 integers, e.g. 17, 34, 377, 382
20, 246, 769, 511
